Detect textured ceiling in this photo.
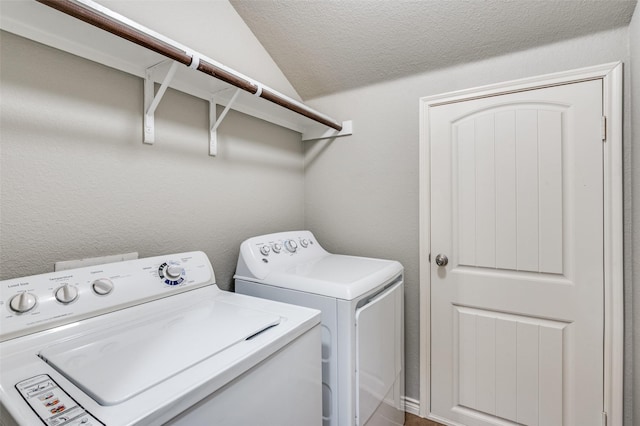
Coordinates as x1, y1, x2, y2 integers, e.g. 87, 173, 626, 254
230, 0, 637, 99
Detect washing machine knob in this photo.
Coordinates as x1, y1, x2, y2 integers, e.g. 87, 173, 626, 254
259, 245, 271, 256
92, 278, 114, 295
165, 264, 183, 279
9, 292, 37, 313
55, 284, 78, 304
284, 239, 298, 253
272, 243, 282, 253
300, 239, 309, 248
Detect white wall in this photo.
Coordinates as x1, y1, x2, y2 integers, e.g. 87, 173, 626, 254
0, 29, 304, 288
305, 26, 634, 418
629, 5, 640, 425
0, 0, 305, 288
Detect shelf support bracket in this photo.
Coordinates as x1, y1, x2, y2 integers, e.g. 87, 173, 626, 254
301, 120, 353, 141
209, 88, 242, 156
144, 61, 180, 144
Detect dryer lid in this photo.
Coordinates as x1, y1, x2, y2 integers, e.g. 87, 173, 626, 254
39, 299, 281, 406
244, 255, 403, 300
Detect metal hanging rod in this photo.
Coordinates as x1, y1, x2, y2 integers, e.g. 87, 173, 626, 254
36, 0, 343, 131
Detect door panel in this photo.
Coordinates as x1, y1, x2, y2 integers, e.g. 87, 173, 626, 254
454, 106, 566, 273
453, 306, 567, 425
494, 110, 518, 270
430, 80, 603, 426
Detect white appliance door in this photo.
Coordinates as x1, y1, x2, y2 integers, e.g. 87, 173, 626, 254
430, 79, 604, 425
39, 299, 281, 406
355, 281, 403, 426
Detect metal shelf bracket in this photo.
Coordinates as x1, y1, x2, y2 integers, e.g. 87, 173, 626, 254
144, 60, 180, 144
209, 88, 242, 157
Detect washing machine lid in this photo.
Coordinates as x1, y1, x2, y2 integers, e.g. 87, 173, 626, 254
255, 254, 402, 300
38, 299, 281, 406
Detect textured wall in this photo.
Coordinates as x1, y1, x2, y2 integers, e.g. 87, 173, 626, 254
304, 27, 633, 416
0, 31, 304, 289
629, 6, 640, 425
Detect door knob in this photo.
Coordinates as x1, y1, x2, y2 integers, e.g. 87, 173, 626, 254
435, 254, 448, 267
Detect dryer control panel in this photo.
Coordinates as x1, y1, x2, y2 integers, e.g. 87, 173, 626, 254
246, 230, 324, 258
239, 231, 329, 269
0, 251, 214, 342
235, 231, 332, 281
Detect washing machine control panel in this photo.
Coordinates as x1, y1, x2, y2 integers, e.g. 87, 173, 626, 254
15, 374, 103, 426
0, 251, 214, 341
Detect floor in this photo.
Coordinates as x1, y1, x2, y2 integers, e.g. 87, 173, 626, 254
405, 413, 444, 426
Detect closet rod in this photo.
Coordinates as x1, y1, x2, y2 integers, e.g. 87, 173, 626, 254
36, 0, 343, 132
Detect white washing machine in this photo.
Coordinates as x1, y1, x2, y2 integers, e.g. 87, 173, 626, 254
0, 251, 322, 426
234, 231, 404, 426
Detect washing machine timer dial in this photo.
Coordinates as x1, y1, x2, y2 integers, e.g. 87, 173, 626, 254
158, 262, 185, 286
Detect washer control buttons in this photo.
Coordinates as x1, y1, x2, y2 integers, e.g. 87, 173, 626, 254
9, 292, 37, 313
259, 245, 271, 256
92, 278, 114, 295
55, 284, 78, 304
16, 374, 102, 426
284, 239, 298, 253
158, 262, 185, 286
272, 243, 282, 253
300, 239, 309, 248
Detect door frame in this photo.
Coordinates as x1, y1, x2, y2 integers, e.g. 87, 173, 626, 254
418, 62, 624, 425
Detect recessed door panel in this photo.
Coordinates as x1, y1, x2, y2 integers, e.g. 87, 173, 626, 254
453, 106, 565, 274
453, 306, 566, 425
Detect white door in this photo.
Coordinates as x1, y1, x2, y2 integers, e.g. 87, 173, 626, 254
430, 79, 604, 426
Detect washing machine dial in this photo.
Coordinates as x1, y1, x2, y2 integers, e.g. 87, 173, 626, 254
259, 245, 271, 256
165, 264, 183, 279
158, 262, 185, 286
55, 284, 78, 304
300, 239, 309, 248
92, 278, 114, 295
272, 243, 282, 253
9, 292, 37, 313
284, 239, 298, 253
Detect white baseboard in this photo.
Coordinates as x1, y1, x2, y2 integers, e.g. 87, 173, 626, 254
403, 396, 420, 416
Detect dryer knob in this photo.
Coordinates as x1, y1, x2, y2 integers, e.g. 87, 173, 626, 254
92, 278, 114, 295
55, 284, 78, 304
284, 239, 298, 253
272, 243, 282, 253
9, 292, 37, 313
300, 239, 309, 248
259, 246, 271, 256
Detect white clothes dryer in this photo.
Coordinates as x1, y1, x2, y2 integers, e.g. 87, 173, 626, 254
234, 231, 404, 426
0, 251, 322, 426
